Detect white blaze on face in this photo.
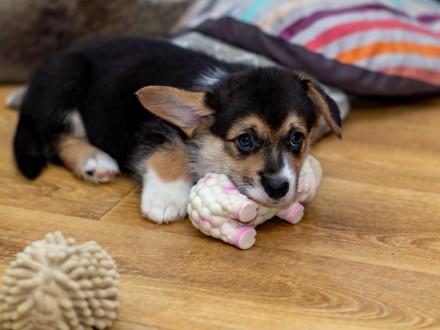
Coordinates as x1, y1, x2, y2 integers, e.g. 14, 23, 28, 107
279, 155, 297, 202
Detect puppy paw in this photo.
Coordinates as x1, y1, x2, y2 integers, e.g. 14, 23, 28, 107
297, 179, 317, 204
141, 170, 191, 224
141, 200, 188, 224
297, 155, 322, 204
81, 153, 120, 183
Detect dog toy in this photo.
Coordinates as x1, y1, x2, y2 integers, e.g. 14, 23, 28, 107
0, 231, 119, 330
188, 155, 322, 249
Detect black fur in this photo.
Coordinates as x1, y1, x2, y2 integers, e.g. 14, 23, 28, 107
205, 68, 322, 138
14, 37, 341, 187
14, 37, 247, 178
13, 113, 46, 179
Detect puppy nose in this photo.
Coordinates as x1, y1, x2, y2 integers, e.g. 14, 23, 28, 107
261, 176, 290, 199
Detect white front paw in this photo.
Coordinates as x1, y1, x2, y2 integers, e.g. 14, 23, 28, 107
141, 170, 191, 224
141, 198, 188, 224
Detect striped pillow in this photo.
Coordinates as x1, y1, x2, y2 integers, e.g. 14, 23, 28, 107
175, 0, 440, 96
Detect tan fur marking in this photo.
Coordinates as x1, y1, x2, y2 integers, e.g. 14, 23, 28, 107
197, 134, 263, 187
227, 114, 307, 143
285, 113, 314, 179
136, 86, 214, 137
307, 83, 342, 138
143, 143, 189, 182
58, 136, 103, 175
238, 148, 265, 179
278, 113, 308, 140
229, 113, 314, 192
221, 113, 309, 186
226, 115, 269, 140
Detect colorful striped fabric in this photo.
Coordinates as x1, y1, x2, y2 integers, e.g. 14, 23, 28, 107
176, 0, 440, 95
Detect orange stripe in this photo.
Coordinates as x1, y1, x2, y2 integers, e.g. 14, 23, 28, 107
336, 42, 440, 64
380, 67, 440, 86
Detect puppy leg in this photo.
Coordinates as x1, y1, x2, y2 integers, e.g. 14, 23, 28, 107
58, 136, 120, 183
139, 144, 191, 224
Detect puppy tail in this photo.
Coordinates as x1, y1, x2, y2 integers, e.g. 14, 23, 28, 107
13, 113, 47, 179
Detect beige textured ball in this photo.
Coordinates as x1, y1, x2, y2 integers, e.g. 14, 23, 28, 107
0, 231, 119, 330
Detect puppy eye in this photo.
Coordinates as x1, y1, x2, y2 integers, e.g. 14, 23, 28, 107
235, 133, 255, 152
289, 132, 304, 150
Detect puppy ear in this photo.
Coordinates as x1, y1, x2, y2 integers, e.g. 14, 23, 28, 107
297, 72, 343, 138
136, 86, 214, 137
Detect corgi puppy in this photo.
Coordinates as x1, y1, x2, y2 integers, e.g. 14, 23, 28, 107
13, 37, 342, 223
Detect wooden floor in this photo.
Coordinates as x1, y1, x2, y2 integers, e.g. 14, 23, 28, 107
1, 84, 440, 329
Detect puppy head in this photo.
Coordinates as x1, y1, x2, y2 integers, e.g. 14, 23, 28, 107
136, 67, 341, 206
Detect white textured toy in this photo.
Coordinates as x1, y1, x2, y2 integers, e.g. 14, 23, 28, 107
0, 231, 119, 330
188, 155, 322, 249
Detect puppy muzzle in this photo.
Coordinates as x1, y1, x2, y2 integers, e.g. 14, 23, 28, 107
261, 175, 290, 200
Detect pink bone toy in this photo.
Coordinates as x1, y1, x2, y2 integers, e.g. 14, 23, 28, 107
187, 155, 322, 249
